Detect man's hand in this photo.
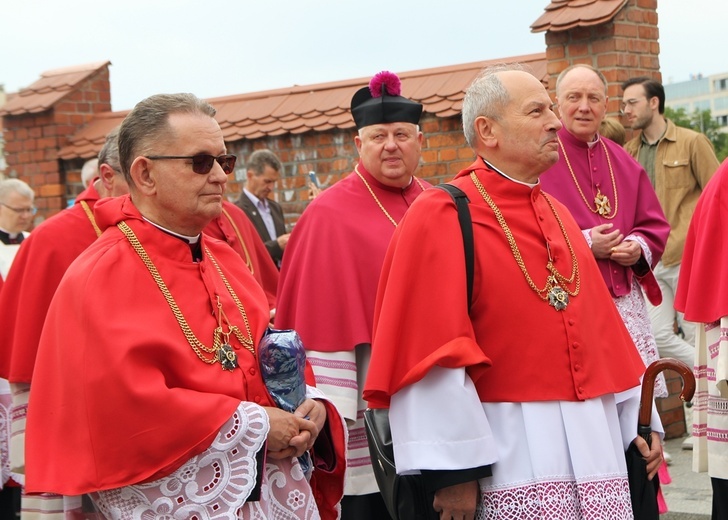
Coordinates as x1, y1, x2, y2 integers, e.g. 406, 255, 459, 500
433, 480, 479, 520
308, 181, 322, 200
277, 233, 290, 250
632, 431, 663, 480
294, 398, 326, 450
609, 239, 641, 267
590, 223, 623, 259
264, 406, 315, 459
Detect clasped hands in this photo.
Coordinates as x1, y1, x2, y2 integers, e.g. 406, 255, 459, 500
264, 398, 326, 459
590, 223, 641, 266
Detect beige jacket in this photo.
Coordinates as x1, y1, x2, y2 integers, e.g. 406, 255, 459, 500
625, 119, 719, 266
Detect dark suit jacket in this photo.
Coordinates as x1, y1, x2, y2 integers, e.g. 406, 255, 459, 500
235, 193, 287, 265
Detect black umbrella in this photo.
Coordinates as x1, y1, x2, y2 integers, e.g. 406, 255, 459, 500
627, 358, 696, 519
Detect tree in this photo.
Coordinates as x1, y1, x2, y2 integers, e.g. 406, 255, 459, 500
665, 107, 728, 161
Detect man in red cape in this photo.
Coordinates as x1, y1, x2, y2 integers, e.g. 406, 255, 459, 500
675, 158, 728, 518
0, 128, 129, 517
275, 71, 428, 519
364, 65, 662, 518
204, 200, 280, 315
24, 93, 345, 519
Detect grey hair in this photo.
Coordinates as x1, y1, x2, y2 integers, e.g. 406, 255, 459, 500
247, 149, 282, 175
81, 158, 99, 187
462, 63, 526, 149
0, 178, 34, 203
555, 64, 608, 96
118, 93, 217, 184
98, 126, 122, 173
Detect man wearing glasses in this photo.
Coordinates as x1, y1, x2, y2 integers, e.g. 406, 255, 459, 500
0, 178, 35, 277
0, 178, 34, 517
622, 77, 720, 371
22, 93, 345, 519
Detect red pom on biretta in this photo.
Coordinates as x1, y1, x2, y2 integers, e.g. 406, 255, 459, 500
350, 71, 422, 130
369, 71, 402, 98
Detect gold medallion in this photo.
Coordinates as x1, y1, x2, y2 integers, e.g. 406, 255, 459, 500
548, 285, 569, 311
594, 189, 611, 217
218, 343, 239, 371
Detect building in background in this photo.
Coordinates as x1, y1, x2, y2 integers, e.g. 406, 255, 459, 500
665, 71, 728, 131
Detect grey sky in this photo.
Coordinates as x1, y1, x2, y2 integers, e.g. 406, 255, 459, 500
1, 0, 725, 112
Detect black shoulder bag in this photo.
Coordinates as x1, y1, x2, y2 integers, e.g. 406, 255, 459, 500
364, 184, 473, 520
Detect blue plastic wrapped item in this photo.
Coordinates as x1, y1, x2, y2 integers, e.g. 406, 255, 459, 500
258, 328, 312, 477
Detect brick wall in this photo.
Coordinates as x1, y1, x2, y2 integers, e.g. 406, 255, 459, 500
2, 67, 111, 223
224, 113, 470, 226
543, 0, 661, 116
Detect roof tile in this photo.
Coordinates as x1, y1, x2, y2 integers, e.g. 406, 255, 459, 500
46, 53, 546, 160
531, 0, 627, 33
0, 61, 110, 117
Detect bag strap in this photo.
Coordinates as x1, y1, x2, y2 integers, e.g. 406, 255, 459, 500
434, 184, 474, 312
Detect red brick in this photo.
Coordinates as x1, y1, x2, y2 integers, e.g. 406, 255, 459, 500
613, 23, 639, 38
638, 25, 659, 40
567, 42, 589, 57
545, 31, 568, 45
427, 133, 460, 148
439, 148, 458, 162
548, 60, 570, 75
626, 9, 646, 23
570, 26, 594, 41
546, 45, 565, 60
440, 118, 461, 133
39, 184, 64, 197
591, 39, 617, 54
594, 23, 617, 38
420, 119, 441, 133
421, 150, 438, 163
636, 0, 657, 9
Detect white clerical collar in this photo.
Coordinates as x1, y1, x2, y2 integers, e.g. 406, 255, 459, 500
142, 217, 200, 244
484, 159, 539, 188
0, 226, 20, 240
587, 135, 601, 149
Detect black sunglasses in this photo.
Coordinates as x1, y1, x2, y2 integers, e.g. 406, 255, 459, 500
145, 154, 237, 175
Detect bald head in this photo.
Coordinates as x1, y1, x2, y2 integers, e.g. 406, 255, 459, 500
462, 65, 562, 183
555, 65, 608, 143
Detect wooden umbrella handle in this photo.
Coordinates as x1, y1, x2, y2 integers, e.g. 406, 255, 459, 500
639, 358, 696, 428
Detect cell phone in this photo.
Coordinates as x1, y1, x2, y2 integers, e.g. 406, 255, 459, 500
308, 171, 320, 187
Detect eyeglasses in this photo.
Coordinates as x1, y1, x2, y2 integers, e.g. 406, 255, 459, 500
1, 203, 37, 215
145, 154, 237, 175
619, 97, 645, 114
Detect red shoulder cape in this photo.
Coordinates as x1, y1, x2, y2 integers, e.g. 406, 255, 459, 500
364, 158, 645, 408
0, 184, 101, 382
275, 162, 429, 351
204, 201, 279, 310
25, 196, 344, 516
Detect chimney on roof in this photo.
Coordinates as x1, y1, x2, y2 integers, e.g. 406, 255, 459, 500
531, 0, 661, 116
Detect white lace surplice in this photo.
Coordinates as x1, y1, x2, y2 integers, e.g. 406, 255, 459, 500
693, 319, 728, 479
392, 366, 662, 520
90, 402, 321, 520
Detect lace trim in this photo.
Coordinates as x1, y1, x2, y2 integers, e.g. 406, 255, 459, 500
477, 475, 632, 519
92, 402, 269, 519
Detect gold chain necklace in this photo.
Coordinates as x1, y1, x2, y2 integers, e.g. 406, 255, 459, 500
470, 172, 580, 311
354, 165, 425, 226
221, 207, 254, 274
557, 137, 619, 219
118, 220, 255, 370
80, 200, 102, 237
